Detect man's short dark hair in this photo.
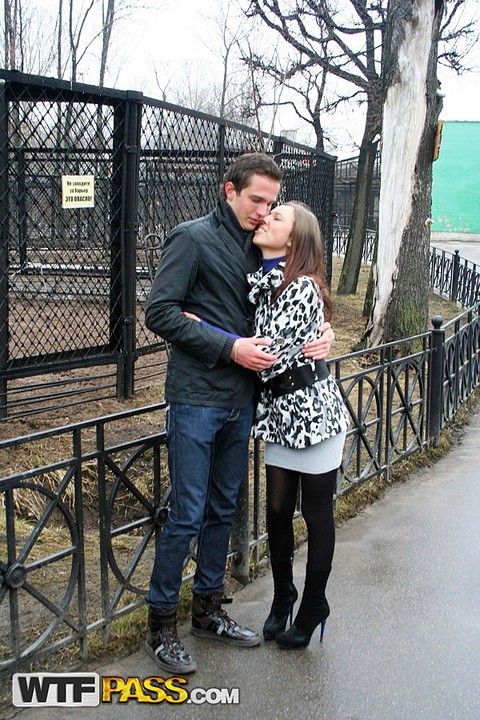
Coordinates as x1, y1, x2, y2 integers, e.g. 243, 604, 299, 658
220, 152, 283, 198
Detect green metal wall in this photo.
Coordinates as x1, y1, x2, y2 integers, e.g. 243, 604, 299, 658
432, 121, 480, 234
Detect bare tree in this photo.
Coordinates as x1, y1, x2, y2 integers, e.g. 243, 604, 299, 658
199, 0, 270, 126
2, 1, 56, 73
1, 1, 156, 84
3, 0, 15, 68
3, 0, 26, 69
164, 61, 219, 114
364, 0, 444, 345
244, 0, 385, 296
243, 52, 334, 150
67, 0, 97, 81
203, 0, 246, 118
99, 0, 115, 87
244, 0, 478, 305
150, 2, 272, 132
57, 0, 64, 78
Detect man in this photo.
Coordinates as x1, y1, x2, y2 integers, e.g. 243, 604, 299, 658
144, 153, 333, 674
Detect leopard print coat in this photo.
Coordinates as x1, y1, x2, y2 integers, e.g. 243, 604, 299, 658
248, 263, 349, 450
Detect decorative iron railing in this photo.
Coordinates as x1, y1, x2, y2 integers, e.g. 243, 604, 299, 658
333, 225, 480, 305
1, 305, 478, 674
1, 72, 479, 677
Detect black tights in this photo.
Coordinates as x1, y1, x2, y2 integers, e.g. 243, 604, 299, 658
266, 465, 337, 573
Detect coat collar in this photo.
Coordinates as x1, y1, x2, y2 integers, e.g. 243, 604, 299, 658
248, 261, 285, 304
213, 201, 255, 270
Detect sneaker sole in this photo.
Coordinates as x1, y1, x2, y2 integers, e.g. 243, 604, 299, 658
190, 627, 261, 647
144, 640, 197, 674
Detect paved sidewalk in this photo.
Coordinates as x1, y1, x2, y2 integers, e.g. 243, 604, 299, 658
7, 404, 480, 720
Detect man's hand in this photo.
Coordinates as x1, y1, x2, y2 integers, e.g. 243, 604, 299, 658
302, 322, 335, 360
232, 337, 277, 371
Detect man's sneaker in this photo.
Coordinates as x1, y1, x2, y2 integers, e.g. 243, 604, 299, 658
145, 614, 197, 674
191, 592, 261, 647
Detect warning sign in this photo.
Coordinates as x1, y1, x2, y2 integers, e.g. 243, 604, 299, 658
62, 175, 95, 208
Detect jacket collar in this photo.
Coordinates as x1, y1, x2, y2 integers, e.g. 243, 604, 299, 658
213, 200, 256, 270
248, 262, 285, 304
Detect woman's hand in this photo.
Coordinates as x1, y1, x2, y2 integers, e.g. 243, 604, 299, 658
183, 311, 201, 321
302, 322, 335, 360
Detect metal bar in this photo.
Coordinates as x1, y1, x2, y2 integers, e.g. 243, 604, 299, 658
72, 426, 88, 660
428, 315, 445, 445
0, 80, 9, 419
450, 250, 460, 302
110, 102, 124, 377
230, 467, 250, 586
120, 93, 143, 399
96, 421, 111, 642
217, 122, 226, 185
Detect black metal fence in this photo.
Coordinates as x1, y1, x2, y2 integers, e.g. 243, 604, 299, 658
333, 225, 480, 306
0, 70, 336, 421
333, 154, 381, 230
1, 72, 479, 676
429, 247, 480, 306
1, 302, 478, 675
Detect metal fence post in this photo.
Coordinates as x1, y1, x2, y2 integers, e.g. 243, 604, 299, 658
122, 92, 142, 399
217, 122, 226, 187
0, 80, 8, 419
16, 147, 27, 266
273, 137, 284, 167
230, 468, 250, 586
111, 91, 142, 400
450, 250, 460, 302
428, 315, 445, 445
469, 264, 478, 306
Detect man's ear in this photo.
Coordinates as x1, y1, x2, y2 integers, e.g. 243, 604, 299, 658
224, 181, 237, 201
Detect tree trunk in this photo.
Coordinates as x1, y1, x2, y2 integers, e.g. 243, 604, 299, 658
57, 0, 63, 78
337, 84, 382, 296
99, 0, 115, 88
4, 0, 15, 69
364, 0, 443, 346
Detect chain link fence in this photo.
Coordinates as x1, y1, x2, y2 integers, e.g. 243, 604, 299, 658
0, 71, 336, 421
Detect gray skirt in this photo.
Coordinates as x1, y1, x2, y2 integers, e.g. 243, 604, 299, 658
264, 430, 346, 473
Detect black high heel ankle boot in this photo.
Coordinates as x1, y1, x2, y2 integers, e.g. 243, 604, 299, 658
275, 567, 331, 649
263, 558, 298, 641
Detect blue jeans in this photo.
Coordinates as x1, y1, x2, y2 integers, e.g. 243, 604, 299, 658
146, 401, 254, 611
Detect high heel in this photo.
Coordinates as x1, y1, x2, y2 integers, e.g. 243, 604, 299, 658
275, 566, 331, 650
263, 557, 298, 641
275, 599, 329, 648
320, 618, 327, 642
263, 583, 298, 640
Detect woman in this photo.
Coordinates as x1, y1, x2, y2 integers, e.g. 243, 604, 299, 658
245, 201, 348, 649
187, 201, 349, 649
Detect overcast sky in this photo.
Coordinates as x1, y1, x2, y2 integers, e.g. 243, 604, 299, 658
112, 0, 480, 156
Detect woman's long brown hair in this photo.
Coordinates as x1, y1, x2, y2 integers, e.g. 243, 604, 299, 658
271, 201, 332, 321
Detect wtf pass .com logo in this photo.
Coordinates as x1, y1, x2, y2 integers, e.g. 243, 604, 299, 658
12, 672, 240, 707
